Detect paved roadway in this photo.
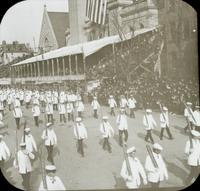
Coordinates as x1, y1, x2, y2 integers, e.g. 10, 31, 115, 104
0, 104, 193, 190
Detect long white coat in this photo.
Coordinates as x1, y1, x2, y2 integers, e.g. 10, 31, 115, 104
91, 100, 100, 110
0, 141, 10, 160
116, 114, 128, 130
21, 134, 37, 153
143, 114, 157, 130
46, 103, 53, 114
160, 112, 169, 128
185, 139, 200, 166
41, 129, 57, 146
120, 98, 128, 108
39, 175, 66, 191
127, 98, 137, 109
74, 123, 88, 140
100, 122, 114, 138
108, 98, 117, 108
13, 150, 35, 174
58, 103, 66, 114
121, 157, 147, 189
32, 105, 40, 117
145, 152, 168, 183
184, 108, 194, 123
193, 110, 200, 126
13, 107, 23, 118
76, 101, 84, 112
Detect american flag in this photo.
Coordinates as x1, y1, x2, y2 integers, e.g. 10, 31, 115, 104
86, 0, 108, 25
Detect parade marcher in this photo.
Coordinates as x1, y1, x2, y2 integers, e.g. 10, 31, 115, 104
108, 95, 117, 116
0, 112, 8, 129
193, 106, 200, 132
120, 146, 147, 189
21, 128, 37, 154
74, 117, 88, 157
145, 143, 168, 188
127, 95, 137, 118
32, 102, 41, 127
116, 109, 128, 146
58, 101, 66, 123
184, 102, 195, 133
91, 96, 100, 118
159, 107, 173, 140
119, 95, 128, 109
7, 93, 12, 111
39, 91, 45, 113
13, 103, 23, 129
76, 97, 84, 118
52, 92, 58, 111
46, 101, 54, 124
66, 101, 74, 121
100, 116, 114, 153
13, 142, 35, 191
184, 130, 200, 185
0, 135, 11, 168
39, 165, 66, 191
19, 90, 24, 106
25, 91, 31, 109
143, 109, 157, 144
41, 123, 57, 164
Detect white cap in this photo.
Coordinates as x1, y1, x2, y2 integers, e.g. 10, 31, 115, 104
109, 95, 113, 98
0, 135, 3, 138
24, 128, 31, 132
146, 109, 152, 113
93, 96, 97, 99
127, 146, 136, 154
163, 107, 168, 111
153, 143, 163, 151
103, 116, 108, 120
76, 117, 82, 122
45, 165, 56, 171
46, 123, 52, 127
186, 102, 192, 105
120, 108, 125, 112
195, 105, 200, 109
20, 142, 26, 147
191, 130, 200, 137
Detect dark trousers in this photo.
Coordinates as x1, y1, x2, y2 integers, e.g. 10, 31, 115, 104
47, 114, 53, 123
151, 181, 160, 188
103, 137, 111, 152
21, 172, 31, 190
94, 109, 98, 118
184, 121, 194, 132
145, 130, 154, 143
46, 145, 54, 164
8, 104, 11, 111
0, 159, 4, 168
41, 101, 45, 112
34, 116, 39, 127
160, 127, 173, 140
53, 104, 58, 111
186, 166, 200, 184
60, 114, 66, 123
67, 113, 74, 121
0, 110, 4, 116
77, 139, 84, 157
129, 108, 135, 118
110, 108, 115, 116
20, 100, 23, 106
195, 126, 200, 132
78, 111, 82, 118
119, 130, 128, 146
15, 118, 20, 129
26, 102, 30, 109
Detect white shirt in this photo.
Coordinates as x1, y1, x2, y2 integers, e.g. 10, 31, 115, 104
145, 152, 168, 183
76, 101, 84, 112
185, 139, 200, 166
120, 98, 128, 108
13, 150, 35, 174
0, 141, 10, 161
116, 114, 128, 130
21, 134, 37, 153
100, 121, 114, 138
143, 114, 157, 130
91, 100, 100, 110
46, 103, 53, 114
127, 98, 137, 109
74, 123, 88, 140
13, 107, 23, 118
108, 98, 117, 108
32, 105, 40, 117
121, 157, 147, 189
160, 112, 169, 128
184, 107, 194, 123
193, 110, 200, 126
66, 102, 73, 113
58, 103, 66, 114
41, 129, 57, 146
39, 175, 66, 191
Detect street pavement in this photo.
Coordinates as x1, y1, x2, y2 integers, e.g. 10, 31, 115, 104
0, 104, 193, 190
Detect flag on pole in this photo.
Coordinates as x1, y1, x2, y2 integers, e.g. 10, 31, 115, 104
154, 41, 164, 78
86, 0, 108, 25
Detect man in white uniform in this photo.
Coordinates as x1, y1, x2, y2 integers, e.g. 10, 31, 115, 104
193, 105, 200, 132
127, 95, 137, 118
108, 95, 117, 116
184, 102, 195, 133
0, 135, 11, 167
32, 102, 41, 127
121, 146, 147, 189
145, 143, 168, 188
91, 97, 100, 119
100, 116, 114, 153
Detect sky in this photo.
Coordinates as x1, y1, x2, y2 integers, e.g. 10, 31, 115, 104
0, 0, 68, 50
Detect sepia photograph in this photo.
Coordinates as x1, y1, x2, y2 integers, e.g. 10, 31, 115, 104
0, 0, 199, 190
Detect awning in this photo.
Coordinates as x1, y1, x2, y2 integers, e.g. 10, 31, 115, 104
12, 26, 158, 67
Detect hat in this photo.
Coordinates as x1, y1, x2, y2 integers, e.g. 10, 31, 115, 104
153, 143, 163, 151
45, 165, 56, 171
120, 108, 125, 112
195, 105, 200, 109
146, 109, 152, 113
109, 95, 113, 98
103, 116, 108, 120
191, 130, 200, 137
20, 142, 26, 147
24, 128, 31, 132
0, 135, 3, 139
127, 146, 136, 154
46, 123, 52, 127
93, 97, 97, 99
163, 107, 168, 111
76, 117, 82, 122
186, 102, 192, 106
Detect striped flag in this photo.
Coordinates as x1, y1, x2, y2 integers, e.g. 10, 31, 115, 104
86, 0, 108, 25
